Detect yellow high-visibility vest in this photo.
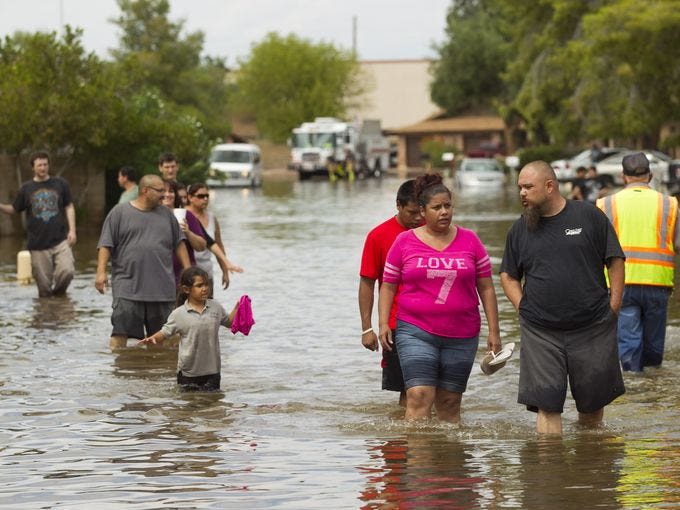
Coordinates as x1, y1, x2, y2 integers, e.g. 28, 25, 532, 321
597, 186, 678, 287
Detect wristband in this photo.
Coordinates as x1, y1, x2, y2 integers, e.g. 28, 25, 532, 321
362, 327, 373, 335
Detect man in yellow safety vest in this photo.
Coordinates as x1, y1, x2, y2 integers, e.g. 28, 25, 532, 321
597, 152, 679, 372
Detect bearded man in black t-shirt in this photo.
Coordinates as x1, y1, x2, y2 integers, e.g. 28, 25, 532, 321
0, 151, 76, 297
500, 160, 626, 435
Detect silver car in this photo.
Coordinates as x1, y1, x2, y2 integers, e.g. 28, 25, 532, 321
551, 147, 628, 181
596, 150, 671, 188
455, 158, 506, 187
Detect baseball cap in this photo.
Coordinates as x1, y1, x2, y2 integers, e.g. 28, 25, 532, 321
622, 152, 650, 175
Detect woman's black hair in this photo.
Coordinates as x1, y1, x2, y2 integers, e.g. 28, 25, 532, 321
413, 173, 451, 207
176, 266, 210, 306
164, 179, 182, 208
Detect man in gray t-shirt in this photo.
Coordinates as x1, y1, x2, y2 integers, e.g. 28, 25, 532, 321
96, 174, 190, 349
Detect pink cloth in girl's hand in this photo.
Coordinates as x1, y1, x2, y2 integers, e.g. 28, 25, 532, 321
231, 295, 254, 335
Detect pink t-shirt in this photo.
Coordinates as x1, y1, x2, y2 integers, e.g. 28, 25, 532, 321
383, 227, 492, 338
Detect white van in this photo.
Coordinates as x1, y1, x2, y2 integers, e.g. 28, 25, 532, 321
206, 143, 262, 187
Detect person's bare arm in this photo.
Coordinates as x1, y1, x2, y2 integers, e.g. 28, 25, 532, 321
213, 217, 225, 252
65, 203, 77, 245
138, 330, 167, 345
180, 220, 207, 251
606, 257, 625, 314
175, 242, 191, 269
95, 247, 111, 294
0, 203, 16, 215
378, 282, 397, 352
477, 276, 502, 353
500, 272, 523, 311
358, 276, 379, 351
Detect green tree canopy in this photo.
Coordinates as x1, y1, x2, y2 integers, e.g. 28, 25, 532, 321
111, 0, 231, 142
430, 0, 510, 115
0, 27, 211, 177
434, 0, 680, 148
0, 28, 121, 160
235, 33, 364, 142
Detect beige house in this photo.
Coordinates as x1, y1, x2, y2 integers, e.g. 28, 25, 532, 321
352, 60, 441, 131
388, 114, 510, 169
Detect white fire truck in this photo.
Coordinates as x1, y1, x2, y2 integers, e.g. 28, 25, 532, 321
288, 117, 390, 180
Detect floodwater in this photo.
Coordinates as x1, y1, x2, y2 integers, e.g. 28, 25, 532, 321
0, 175, 678, 509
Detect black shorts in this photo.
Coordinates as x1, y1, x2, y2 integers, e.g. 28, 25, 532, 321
382, 330, 405, 392
177, 371, 221, 392
111, 298, 174, 340
518, 309, 625, 414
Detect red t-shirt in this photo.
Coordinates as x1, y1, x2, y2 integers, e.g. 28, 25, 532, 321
360, 216, 407, 330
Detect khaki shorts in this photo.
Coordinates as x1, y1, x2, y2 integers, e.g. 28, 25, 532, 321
518, 309, 625, 414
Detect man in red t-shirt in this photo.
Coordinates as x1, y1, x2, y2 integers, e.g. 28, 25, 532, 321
359, 180, 422, 405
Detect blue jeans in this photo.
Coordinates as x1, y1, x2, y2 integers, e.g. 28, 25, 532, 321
618, 285, 671, 372
395, 320, 478, 393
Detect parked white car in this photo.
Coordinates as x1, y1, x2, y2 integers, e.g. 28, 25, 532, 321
455, 158, 506, 187
206, 143, 262, 187
596, 150, 671, 187
551, 147, 628, 181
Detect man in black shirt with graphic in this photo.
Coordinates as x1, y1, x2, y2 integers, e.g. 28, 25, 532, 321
0, 151, 76, 297
500, 160, 625, 434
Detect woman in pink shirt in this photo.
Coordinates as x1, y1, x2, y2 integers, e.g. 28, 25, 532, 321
378, 173, 503, 423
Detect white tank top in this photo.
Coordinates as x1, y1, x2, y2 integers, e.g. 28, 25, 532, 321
194, 211, 216, 277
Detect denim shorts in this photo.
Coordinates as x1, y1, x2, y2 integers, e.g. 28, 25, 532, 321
395, 320, 479, 393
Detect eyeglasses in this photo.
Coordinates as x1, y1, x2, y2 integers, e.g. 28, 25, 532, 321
194, 193, 210, 199
147, 186, 164, 193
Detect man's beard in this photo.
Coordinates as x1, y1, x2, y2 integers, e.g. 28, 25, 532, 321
523, 205, 541, 231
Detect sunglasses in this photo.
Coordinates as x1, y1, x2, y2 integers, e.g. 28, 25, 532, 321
194, 193, 210, 199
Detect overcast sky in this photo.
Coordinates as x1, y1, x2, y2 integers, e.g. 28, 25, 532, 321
0, 0, 451, 64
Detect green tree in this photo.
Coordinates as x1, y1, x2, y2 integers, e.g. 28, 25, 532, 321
571, 0, 680, 146
430, 0, 510, 115
495, 0, 597, 145
0, 27, 212, 181
235, 33, 364, 142
0, 28, 121, 161
111, 0, 231, 141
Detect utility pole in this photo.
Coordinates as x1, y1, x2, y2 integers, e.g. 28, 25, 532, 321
59, 0, 64, 34
352, 16, 357, 58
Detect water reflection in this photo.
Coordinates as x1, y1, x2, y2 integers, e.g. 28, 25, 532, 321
112, 347, 178, 380
28, 295, 77, 330
518, 436, 624, 509
104, 395, 239, 479
616, 438, 680, 508
359, 435, 484, 508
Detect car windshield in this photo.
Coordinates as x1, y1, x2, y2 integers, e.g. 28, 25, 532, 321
648, 150, 670, 161
462, 160, 501, 172
211, 150, 252, 163
291, 132, 336, 149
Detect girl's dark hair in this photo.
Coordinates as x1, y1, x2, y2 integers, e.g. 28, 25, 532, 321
414, 173, 451, 207
176, 266, 209, 306
164, 179, 182, 208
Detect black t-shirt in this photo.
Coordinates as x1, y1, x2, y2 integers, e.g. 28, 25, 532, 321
571, 177, 587, 198
500, 200, 624, 330
13, 177, 72, 250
